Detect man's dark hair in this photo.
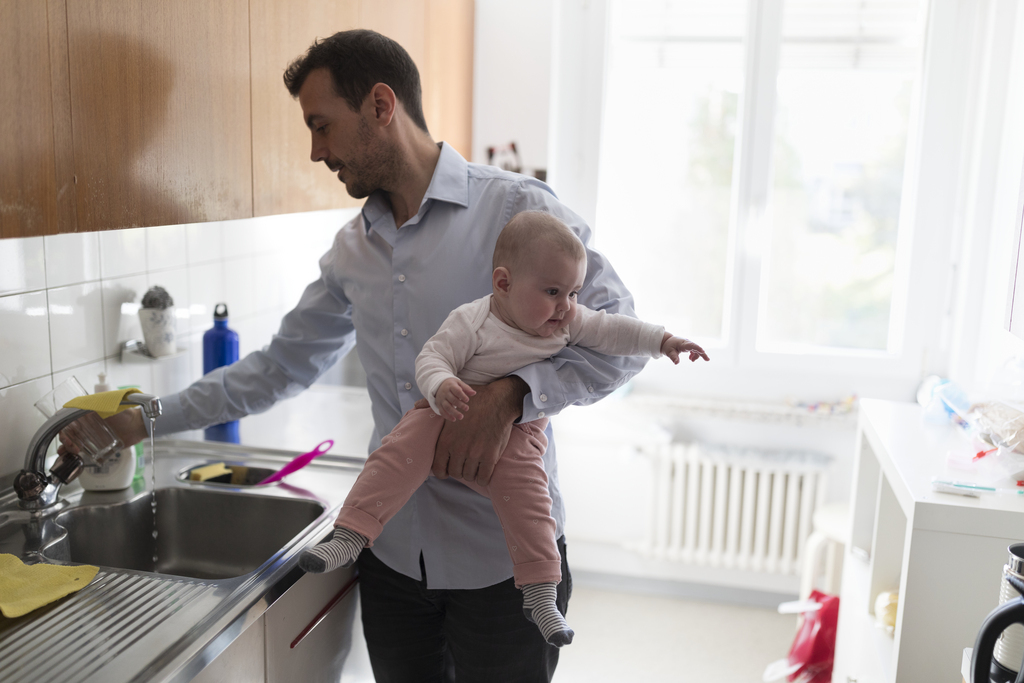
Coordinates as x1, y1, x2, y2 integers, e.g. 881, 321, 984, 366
284, 29, 429, 133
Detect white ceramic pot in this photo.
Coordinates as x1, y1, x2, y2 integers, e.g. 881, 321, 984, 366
138, 307, 177, 357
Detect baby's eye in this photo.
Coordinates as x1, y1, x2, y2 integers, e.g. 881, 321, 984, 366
546, 288, 559, 296
569, 291, 579, 299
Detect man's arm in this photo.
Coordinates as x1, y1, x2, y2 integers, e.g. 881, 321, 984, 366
69, 239, 357, 452
429, 376, 529, 484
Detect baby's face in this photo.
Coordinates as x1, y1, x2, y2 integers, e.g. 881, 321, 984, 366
506, 251, 587, 337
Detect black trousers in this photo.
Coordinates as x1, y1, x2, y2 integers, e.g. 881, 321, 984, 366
356, 536, 572, 683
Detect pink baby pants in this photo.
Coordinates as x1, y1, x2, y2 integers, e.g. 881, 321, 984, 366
334, 407, 559, 587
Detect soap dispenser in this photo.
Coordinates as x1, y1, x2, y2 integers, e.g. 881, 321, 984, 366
78, 373, 136, 491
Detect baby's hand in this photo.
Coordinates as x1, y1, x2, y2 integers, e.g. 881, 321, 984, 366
661, 333, 710, 364
435, 378, 477, 421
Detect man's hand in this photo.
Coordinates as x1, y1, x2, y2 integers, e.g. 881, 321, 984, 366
435, 378, 477, 421
57, 407, 149, 456
661, 332, 710, 364
423, 376, 529, 486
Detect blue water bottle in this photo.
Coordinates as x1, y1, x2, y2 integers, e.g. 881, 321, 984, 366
203, 303, 240, 443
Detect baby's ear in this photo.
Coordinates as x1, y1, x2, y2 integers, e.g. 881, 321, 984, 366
492, 267, 512, 294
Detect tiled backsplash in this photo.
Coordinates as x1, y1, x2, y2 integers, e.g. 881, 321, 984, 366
0, 208, 357, 479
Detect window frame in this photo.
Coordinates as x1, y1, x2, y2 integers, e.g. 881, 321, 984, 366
586, 0, 978, 401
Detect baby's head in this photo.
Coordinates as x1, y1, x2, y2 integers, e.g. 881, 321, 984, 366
491, 211, 587, 337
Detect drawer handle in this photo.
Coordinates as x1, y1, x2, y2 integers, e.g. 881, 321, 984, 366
290, 574, 360, 649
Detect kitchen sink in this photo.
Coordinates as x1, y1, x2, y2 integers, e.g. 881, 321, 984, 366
44, 487, 325, 580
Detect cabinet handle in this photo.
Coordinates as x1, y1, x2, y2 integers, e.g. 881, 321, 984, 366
290, 573, 360, 649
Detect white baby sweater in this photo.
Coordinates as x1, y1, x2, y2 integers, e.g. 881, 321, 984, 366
415, 294, 665, 415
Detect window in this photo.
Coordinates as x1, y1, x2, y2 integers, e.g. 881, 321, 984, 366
594, 0, 931, 389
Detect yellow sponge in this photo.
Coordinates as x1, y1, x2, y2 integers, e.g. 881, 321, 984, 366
189, 462, 233, 482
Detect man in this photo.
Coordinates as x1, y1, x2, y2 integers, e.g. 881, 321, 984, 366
99, 29, 647, 682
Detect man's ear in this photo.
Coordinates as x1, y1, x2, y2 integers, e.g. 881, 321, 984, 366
367, 83, 397, 126
492, 267, 512, 295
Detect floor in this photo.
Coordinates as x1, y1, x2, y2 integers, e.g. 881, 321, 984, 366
340, 579, 797, 682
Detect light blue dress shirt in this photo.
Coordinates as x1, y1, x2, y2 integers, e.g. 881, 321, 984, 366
158, 143, 648, 589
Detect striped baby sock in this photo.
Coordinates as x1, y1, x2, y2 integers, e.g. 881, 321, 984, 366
522, 582, 574, 647
299, 526, 367, 573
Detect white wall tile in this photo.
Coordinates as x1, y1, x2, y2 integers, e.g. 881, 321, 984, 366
0, 377, 52, 478
146, 224, 188, 272
222, 217, 258, 259
48, 282, 105, 372
188, 262, 226, 332
99, 227, 147, 279
100, 275, 147, 358
252, 253, 284, 314
44, 231, 101, 287
0, 237, 45, 296
104, 354, 154, 396
53, 360, 109, 395
0, 291, 51, 388
223, 256, 255, 320
186, 221, 223, 264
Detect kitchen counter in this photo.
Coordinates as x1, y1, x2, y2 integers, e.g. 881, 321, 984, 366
0, 385, 376, 683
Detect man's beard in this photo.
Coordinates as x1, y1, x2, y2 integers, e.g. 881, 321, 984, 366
342, 119, 403, 199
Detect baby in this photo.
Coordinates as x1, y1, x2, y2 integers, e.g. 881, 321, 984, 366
299, 210, 709, 647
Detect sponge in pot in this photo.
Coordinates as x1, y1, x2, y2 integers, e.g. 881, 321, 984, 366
189, 462, 233, 482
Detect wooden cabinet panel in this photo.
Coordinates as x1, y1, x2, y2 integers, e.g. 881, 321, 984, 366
249, 0, 360, 216
0, 0, 72, 238
65, 0, 252, 231
250, 0, 474, 219
424, 0, 474, 160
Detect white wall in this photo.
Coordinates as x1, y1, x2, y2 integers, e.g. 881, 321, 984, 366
0, 210, 355, 480
471, 0, 554, 173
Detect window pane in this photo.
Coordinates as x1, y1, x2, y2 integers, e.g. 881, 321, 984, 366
595, 0, 747, 340
759, 0, 926, 352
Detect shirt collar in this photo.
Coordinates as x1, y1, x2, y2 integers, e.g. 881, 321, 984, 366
361, 142, 470, 232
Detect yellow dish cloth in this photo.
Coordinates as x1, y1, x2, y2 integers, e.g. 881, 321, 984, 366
0, 554, 98, 618
64, 388, 142, 419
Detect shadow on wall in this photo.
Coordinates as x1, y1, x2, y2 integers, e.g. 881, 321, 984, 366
68, 31, 186, 230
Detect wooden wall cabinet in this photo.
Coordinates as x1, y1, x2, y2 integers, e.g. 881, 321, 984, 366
249, 0, 474, 216
1, 0, 474, 238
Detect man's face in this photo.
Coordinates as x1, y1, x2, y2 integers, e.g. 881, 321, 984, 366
298, 68, 397, 199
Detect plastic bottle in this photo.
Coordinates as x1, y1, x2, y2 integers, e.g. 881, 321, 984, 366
78, 373, 136, 491
203, 303, 240, 443
118, 384, 146, 481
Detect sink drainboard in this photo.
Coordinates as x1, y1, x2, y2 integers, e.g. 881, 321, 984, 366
0, 571, 214, 683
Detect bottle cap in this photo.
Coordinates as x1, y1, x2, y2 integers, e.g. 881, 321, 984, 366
214, 303, 229, 320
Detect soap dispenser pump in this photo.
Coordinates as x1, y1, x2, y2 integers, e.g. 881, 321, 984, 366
78, 373, 136, 491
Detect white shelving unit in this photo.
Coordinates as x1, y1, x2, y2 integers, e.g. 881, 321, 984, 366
833, 399, 1024, 682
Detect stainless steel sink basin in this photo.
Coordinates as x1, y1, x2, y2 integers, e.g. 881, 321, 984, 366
45, 487, 325, 580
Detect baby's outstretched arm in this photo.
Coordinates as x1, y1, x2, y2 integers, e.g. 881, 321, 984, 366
661, 332, 710, 364
435, 377, 478, 421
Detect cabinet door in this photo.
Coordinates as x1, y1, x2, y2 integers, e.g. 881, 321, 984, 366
423, 0, 474, 160
264, 566, 361, 683
65, 0, 252, 232
0, 0, 75, 238
249, 0, 360, 217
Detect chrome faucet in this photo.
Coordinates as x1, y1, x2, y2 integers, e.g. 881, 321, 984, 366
13, 394, 162, 510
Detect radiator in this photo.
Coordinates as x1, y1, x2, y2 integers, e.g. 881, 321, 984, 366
637, 443, 831, 575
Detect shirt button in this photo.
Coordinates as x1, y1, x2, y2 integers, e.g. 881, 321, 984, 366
539, 394, 548, 402
405, 382, 412, 390
587, 385, 594, 392
398, 274, 406, 282
538, 411, 546, 418
401, 329, 408, 336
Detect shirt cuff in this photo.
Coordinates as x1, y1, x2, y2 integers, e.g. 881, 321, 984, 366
152, 392, 192, 435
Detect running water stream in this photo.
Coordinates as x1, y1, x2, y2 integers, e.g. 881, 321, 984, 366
150, 418, 158, 567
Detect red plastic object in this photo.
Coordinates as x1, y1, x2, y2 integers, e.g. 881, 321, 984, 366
257, 440, 334, 485
787, 590, 839, 683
